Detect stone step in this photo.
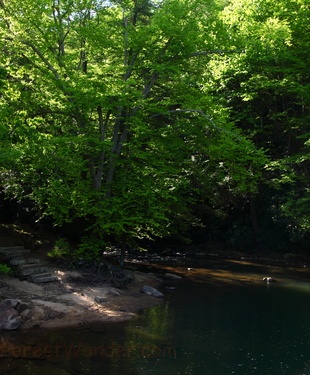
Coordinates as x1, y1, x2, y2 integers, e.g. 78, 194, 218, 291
10, 258, 41, 266
0, 246, 60, 284
9, 259, 26, 266
0, 249, 30, 260
18, 264, 48, 277
6, 255, 24, 261
27, 272, 51, 281
0, 247, 29, 253
24, 258, 41, 264
7, 252, 29, 260
0, 246, 25, 252
29, 274, 60, 283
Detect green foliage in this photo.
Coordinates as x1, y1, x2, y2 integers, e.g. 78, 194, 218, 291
76, 236, 105, 260
2, 0, 306, 255
0, 1, 250, 241
48, 238, 71, 260
0, 263, 11, 275
202, 0, 310, 249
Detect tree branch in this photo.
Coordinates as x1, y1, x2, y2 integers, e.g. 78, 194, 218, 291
165, 49, 244, 62
124, 51, 140, 81
105, 38, 171, 193
22, 40, 61, 80
152, 109, 242, 140
142, 72, 159, 99
188, 49, 244, 57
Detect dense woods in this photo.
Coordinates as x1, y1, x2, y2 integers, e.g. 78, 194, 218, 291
0, 0, 309, 258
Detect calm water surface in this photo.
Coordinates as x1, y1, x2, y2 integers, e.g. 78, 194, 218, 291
1, 267, 309, 375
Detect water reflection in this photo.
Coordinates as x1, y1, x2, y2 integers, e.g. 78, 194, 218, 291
1, 263, 309, 375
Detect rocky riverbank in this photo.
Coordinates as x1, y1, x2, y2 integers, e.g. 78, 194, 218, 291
0, 266, 165, 330
1, 251, 309, 331
0, 224, 308, 331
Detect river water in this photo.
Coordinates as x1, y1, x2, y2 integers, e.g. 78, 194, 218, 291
0, 261, 309, 375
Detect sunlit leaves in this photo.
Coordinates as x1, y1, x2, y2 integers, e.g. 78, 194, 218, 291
0, 0, 274, 250
213, 0, 310, 245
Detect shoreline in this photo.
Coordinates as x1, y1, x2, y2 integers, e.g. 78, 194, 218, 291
0, 251, 309, 331
0, 267, 164, 330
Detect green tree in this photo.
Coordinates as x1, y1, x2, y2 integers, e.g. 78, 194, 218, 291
0, 0, 267, 258
207, 0, 310, 249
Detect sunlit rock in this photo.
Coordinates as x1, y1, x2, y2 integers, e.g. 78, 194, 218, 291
94, 296, 108, 304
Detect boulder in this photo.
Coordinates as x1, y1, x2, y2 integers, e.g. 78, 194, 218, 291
3, 316, 22, 331
20, 309, 30, 318
1, 307, 18, 320
16, 302, 29, 314
0, 299, 21, 313
140, 285, 164, 298
0, 299, 28, 330
94, 296, 108, 304
0, 307, 22, 330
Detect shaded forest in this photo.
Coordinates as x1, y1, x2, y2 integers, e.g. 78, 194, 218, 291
0, 0, 309, 259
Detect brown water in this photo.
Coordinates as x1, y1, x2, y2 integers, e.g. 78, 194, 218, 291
0, 261, 309, 375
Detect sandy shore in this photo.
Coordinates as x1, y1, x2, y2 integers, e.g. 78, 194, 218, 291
0, 266, 164, 330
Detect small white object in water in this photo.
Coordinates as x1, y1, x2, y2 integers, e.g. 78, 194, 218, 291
263, 277, 275, 283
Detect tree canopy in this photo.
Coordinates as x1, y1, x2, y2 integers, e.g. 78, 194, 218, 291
0, 0, 308, 256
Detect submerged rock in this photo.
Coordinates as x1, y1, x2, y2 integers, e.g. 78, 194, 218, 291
164, 273, 182, 281
140, 285, 164, 298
